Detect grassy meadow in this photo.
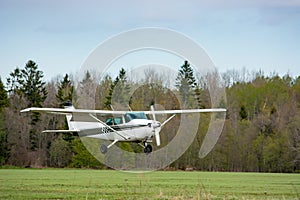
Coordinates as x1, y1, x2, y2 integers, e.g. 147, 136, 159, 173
0, 169, 299, 199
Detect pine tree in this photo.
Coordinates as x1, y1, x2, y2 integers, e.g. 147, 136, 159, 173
21, 60, 47, 108
56, 74, 75, 142
6, 67, 23, 96
6, 60, 47, 150
105, 68, 130, 109
56, 74, 74, 107
7, 61, 47, 122
0, 77, 9, 165
0, 77, 8, 110
175, 60, 197, 108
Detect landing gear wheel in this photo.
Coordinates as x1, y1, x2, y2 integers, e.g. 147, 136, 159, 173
144, 145, 152, 154
100, 144, 108, 154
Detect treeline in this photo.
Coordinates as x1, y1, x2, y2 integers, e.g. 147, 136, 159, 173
0, 60, 299, 172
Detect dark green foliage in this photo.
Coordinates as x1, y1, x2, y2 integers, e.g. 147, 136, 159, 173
70, 138, 102, 169
0, 78, 8, 110
6, 67, 23, 95
0, 113, 8, 165
56, 74, 74, 107
239, 105, 248, 120
6, 60, 47, 151
55, 74, 75, 142
194, 84, 204, 108
21, 60, 47, 108
7, 60, 47, 122
0, 78, 9, 164
49, 135, 72, 167
6, 60, 47, 108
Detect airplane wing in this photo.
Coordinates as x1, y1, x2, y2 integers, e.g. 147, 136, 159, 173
20, 107, 128, 115
21, 107, 226, 115
144, 108, 226, 115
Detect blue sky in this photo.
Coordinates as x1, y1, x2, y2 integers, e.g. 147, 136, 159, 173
1, 0, 300, 82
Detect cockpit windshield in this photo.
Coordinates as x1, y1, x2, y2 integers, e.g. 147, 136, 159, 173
125, 112, 148, 122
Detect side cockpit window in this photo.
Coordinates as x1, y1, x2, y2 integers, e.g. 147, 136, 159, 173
106, 117, 122, 125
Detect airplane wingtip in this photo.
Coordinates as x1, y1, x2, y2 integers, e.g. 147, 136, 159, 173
20, 108, 30, 113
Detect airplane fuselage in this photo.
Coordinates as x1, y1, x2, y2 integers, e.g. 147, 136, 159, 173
71, 119, 160, 142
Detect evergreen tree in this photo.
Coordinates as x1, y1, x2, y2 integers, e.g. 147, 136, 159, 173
56, 74, 75, 142
105, 68, 130, 109
175, 60, 197, 108
7, 60, 47, 122
21, 60, 47, 108
103, 68, 133, 154
194, 83, 204, 108
6, 60, 47, 150
0, 77, 8, 110
0, 113, 8, 165
6, 67, 23, 96
56, 74, 74, 107
0, 77, 9, 165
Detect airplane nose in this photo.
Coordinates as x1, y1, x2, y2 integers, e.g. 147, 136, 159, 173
152, 122, 161, 129
148, 121, 161, 129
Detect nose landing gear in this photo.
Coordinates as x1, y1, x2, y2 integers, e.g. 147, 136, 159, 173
144, 144, 152, 154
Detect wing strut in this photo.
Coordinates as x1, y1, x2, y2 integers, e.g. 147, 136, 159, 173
161, 114, 176, 128
107, 139, 119, 149
88, 114, 130, 140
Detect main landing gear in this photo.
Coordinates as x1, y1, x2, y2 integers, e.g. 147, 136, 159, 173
100, 144, 108, 154
100, 139, 118, 154
100, 142, 153, 154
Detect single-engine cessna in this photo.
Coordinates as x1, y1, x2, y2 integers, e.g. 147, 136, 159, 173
21, 102, 226, 154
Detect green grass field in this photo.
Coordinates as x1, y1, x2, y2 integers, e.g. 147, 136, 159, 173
0, 169, 299, 200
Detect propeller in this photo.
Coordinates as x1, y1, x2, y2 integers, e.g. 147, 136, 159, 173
150, 105, 161, 146
150, 105, 177, 147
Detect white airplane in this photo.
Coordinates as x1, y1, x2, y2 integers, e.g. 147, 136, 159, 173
21, 102, 226, 154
